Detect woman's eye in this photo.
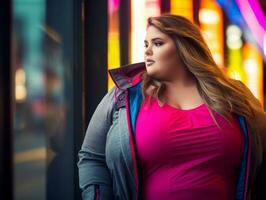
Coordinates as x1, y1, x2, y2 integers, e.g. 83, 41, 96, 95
144, 42, 163, 48
154, 42, 162, 46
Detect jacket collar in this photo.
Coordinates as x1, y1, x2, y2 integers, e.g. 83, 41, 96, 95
108, 61, 146, 90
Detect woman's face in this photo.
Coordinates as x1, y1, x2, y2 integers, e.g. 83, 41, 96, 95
144, 25, 182, 81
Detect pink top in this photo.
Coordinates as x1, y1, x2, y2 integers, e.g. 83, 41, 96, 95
135, 96, 244, 200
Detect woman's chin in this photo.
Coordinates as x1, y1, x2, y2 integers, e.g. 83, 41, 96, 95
145, 68, 155, 76
145, 70, 159, 79
146, 64, 155, 71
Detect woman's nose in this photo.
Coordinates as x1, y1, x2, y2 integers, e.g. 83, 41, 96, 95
145, 45, 152, 56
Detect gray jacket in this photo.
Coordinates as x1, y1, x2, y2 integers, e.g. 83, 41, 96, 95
77, 62, 265, 200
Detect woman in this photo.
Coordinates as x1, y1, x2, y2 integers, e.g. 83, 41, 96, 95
78, 14, 266, 200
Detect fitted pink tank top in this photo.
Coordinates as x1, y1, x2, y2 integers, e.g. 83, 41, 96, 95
135, 96, 244, 200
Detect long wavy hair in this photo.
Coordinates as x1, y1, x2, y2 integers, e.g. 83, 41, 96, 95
140, 13, 257, 129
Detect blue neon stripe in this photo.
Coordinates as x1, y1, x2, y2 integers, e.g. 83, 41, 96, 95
235, 114, 249, 200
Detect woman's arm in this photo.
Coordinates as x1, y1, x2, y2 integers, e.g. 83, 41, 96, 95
77, 86, 117, 200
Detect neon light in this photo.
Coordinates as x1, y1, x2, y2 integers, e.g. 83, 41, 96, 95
247, 0, 266, 30
226, 24, 245, 82
243, 43, 264, 107
145, 0, 161, 19
131, 0, 161, 63
264, 33, 266, 57
226, 25, 243, 49
199, 9, 220, 24
15, 68, 27, 102
109, 0, 120, 12
108, 0, 121, 90
235, 0, 265, 49
199, 0, 224, 68
170, 0, 193, 22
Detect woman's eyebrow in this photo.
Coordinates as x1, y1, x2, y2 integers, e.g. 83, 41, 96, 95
144, 37, 163, 43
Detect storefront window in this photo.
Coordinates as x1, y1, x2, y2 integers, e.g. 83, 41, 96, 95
12, 0, 79, 199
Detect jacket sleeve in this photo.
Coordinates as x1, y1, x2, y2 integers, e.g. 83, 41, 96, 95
77, 86, 117, 200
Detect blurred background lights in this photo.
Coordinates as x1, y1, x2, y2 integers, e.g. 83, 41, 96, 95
226, 25, 243, 49
15, 68, 27, 102
199, 9, 220, 24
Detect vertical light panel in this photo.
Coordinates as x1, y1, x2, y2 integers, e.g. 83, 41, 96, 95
243, 43, 264, 107
108, 0, 120, 91
226, 25, 246, 82
145, 0, 161, 19
170, 0, 193, 22
130, 0, 161, 63
264, 33, 266, 57
199, 0, 224, 68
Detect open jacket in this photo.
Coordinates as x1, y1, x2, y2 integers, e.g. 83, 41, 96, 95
78, 62, 266, 200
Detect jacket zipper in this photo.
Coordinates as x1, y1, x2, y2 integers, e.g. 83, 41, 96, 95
95, 185, 100, 200
125, 89, 139, 200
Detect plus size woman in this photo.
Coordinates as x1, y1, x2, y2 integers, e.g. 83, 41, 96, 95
78, 14, 266, 200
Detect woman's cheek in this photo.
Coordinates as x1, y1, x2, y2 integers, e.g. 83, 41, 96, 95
158, 46, 173, 60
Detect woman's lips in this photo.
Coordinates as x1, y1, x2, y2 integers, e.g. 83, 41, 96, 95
146, 61, 155, 66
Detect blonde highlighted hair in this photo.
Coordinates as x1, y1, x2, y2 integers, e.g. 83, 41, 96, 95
141, 13, 257, 129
